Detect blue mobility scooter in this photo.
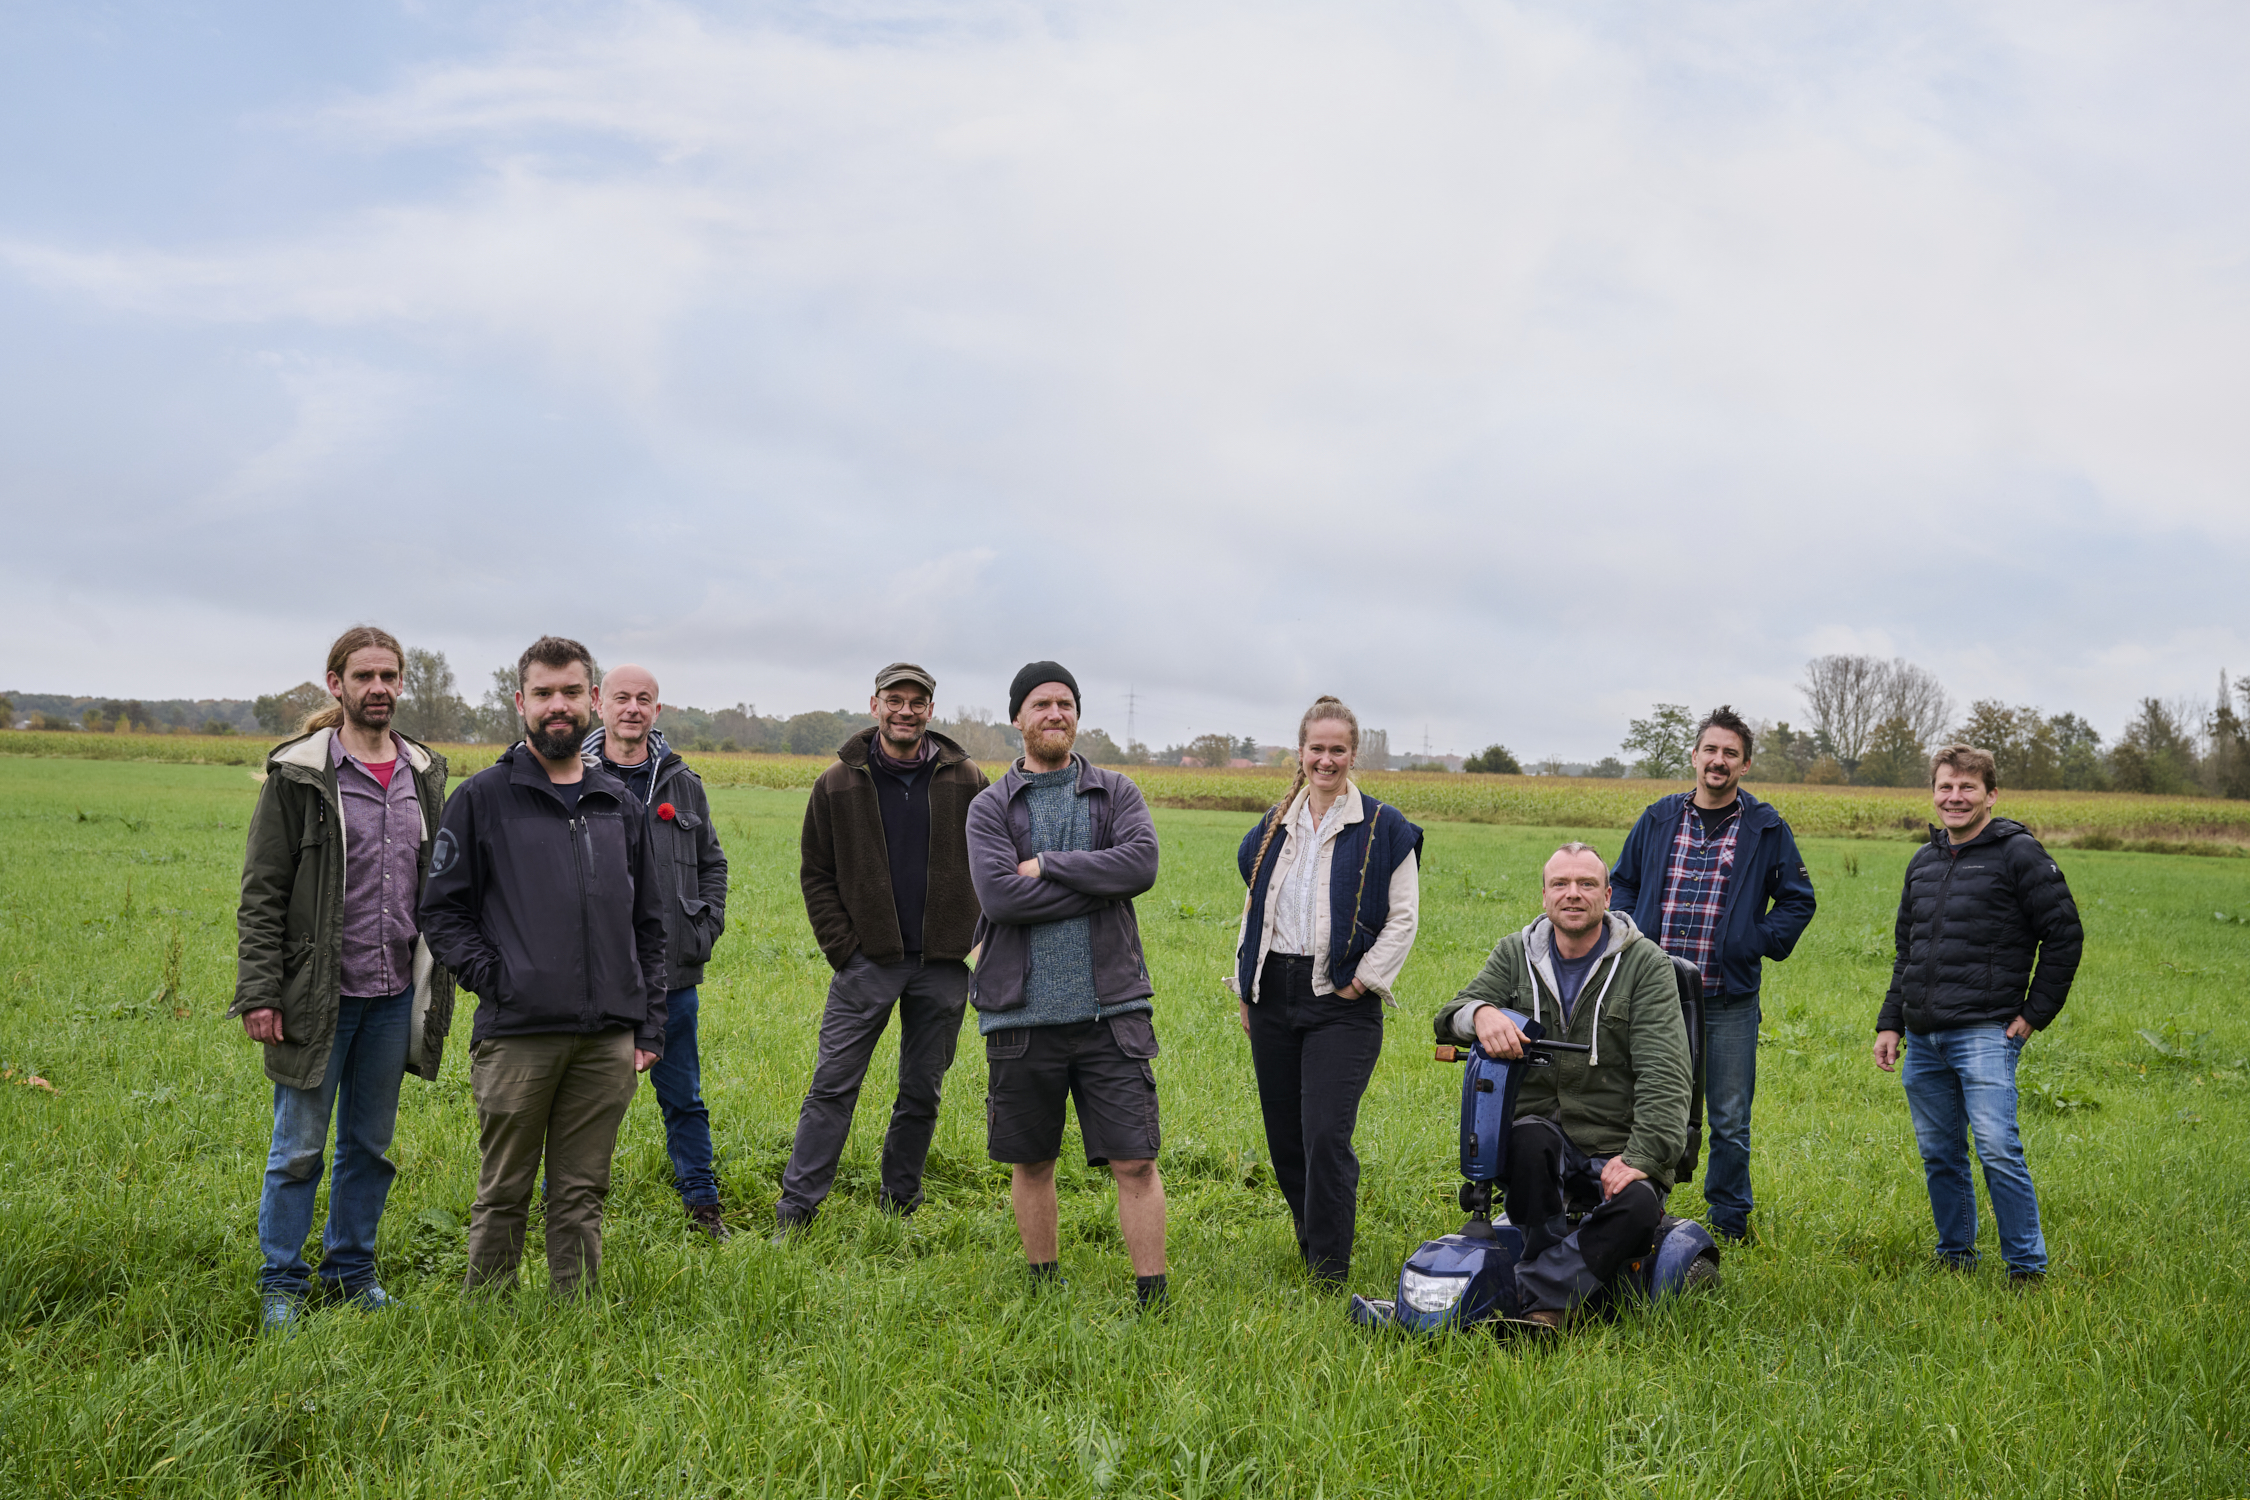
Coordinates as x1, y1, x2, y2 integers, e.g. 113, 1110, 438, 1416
1350, 956, 1720, 1333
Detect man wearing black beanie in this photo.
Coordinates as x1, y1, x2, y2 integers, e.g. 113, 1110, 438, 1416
1007, 661, 1080, 725
966, 663, 1169, 1309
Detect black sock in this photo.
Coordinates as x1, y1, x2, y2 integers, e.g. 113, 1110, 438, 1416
1028, 1261, 1061, 1282
1136, 1273, 1168, 1307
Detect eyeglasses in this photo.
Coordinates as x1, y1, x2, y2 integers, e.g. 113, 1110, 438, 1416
877, 696, 932, 712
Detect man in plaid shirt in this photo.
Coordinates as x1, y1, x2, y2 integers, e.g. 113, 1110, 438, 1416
1610, 707, 1817, 1240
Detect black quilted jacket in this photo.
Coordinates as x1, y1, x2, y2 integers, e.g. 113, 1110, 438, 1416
1877, 818, 2083, 1035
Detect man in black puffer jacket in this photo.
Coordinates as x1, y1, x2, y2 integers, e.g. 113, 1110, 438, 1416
1873, 744, 2082, 1281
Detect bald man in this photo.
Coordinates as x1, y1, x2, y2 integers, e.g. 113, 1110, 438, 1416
586, 665, 733, 1239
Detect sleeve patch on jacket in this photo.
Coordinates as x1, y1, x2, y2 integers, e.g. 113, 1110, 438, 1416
430, 827, 459, 876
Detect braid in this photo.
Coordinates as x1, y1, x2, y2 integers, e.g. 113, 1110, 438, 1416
1245, 694, 1360, 915
1242, 762, 1307, 914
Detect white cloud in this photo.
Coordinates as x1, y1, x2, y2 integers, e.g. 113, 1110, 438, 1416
4, 0, 2248, 751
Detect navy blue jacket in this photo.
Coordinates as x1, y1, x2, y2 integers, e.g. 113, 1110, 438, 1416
1608, 790, 1816, 999
1236, 793, 1424, 999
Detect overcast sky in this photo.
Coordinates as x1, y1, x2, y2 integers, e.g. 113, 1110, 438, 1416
3, 1, 2245, 761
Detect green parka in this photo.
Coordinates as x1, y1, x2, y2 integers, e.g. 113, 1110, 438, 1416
229, 727, 455, 1090
1432, 911, 1691, 1193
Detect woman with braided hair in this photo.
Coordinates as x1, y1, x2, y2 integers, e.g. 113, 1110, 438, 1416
1229, 696, 1422, 1287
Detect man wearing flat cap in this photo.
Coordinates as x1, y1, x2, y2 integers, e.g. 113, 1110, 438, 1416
967, 662, 1169, 1307
779, 663, 990, 1236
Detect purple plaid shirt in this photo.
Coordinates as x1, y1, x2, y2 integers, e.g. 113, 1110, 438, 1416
1658, 800, 1741, 996
330, 732, 422, 998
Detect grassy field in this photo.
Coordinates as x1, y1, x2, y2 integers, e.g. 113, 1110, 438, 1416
7, 730, 2249, 848
0, 759, 2246, 1496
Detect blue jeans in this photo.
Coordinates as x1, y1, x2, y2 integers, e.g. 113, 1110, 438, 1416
1901, 1025, 2046, 1273
645, 986, 718, 1205
256, 985, 411, 1295
1702, 993, 1760, 1235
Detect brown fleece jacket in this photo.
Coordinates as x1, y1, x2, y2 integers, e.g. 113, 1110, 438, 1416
801, 727, 989, 969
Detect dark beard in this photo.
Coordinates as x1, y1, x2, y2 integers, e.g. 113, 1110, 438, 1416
344, 696, 394, 732
525, 714, 589, 761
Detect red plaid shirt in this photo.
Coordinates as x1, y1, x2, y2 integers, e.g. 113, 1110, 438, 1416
1658, 801, 1741, 995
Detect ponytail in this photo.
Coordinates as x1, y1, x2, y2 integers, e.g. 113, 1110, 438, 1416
303, 624, 405, 735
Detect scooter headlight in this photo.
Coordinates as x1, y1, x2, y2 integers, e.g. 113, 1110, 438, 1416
1399, 1268, 1469, 1314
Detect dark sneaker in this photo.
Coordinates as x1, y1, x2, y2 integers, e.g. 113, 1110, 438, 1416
770, 1208, 813, 1245
346, 1284, 404, 1313
687, 1203, 732, 1242
875, 1192, 920, 1219
2008, 1269, 2046, 1288
259, 1292, 305, 1336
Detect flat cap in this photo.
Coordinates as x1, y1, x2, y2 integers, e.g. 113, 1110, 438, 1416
874, 661, 937, 697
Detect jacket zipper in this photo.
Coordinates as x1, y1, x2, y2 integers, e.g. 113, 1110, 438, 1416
1922, 838, 1960, 1011
571, 811, 595, 1028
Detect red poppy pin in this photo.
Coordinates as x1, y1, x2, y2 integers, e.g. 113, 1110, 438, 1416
657, 802, 677, 821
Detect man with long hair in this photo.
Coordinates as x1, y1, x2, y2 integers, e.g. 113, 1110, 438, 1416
231, 625, 456, 1332
418, 636, 669, 1298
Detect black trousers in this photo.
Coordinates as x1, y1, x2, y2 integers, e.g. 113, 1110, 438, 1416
1245, 953, 1385, 1282
1504, 1115, 1664, 1313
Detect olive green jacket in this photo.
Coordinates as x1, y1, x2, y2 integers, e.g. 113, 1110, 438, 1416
230, 728, 455, 1090
1432, 911, 1691, 1192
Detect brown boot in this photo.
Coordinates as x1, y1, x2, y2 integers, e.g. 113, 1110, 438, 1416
686, 1203, 732, 1243
1514, 1307, 1566, 1336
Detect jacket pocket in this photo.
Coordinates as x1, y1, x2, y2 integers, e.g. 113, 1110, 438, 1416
985, 1028, 1030, 1061
278, 934, 316, 1021
1109, 1011, 1161, 1060
678, 897, 717, 965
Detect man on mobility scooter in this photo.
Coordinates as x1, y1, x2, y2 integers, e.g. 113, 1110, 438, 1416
1420, 841, 1701, 1333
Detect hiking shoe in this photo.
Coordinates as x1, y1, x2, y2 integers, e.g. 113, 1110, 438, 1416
875, 1192, 920, 1219
259, 1292, 305, 1336
770, 1208, 813, 1245
2008, 1269, 2046, 1288
687, 1203, 732, 1242
318, 1280, 403, 1313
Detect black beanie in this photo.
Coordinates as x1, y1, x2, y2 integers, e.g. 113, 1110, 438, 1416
1009, 661, 1081, 723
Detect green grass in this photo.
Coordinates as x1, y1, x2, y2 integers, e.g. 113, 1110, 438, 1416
1, 759, 2246, 1496
10, 731, 2247, 844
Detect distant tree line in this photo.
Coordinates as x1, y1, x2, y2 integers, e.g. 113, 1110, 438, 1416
3, 690, 261, 736
1581, 655, 2250, 798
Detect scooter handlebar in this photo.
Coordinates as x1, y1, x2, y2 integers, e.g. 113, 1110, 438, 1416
1433, 1040, 1591, 1062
